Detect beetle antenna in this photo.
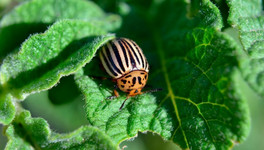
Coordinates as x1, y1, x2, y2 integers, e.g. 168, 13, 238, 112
119, 97, 129, 110
144, 84, 154, 89
143, 88, 162, 94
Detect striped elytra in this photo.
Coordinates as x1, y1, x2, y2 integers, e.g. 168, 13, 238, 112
99, 38, 149, 97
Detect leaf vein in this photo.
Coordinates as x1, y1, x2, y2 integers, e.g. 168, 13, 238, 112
155, 33, 190, 148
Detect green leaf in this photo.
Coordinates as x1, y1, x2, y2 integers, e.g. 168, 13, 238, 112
0, 19, 115, 124
227, 0, 261, 25
0, 94, 15, 125
227, 0, 264, 98
188, 0, 223, 30
0, 0, 120, 59
0, 0, 252, 149
1, 0, 104, 26
4, 125, 33, 149
75, 0, 250, 149
76, 29, 249, 149
1, 0, 120, 30
75, 70, 172, 144
4, 110, 117, 150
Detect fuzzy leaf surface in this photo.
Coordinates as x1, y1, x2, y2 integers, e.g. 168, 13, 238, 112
0, 0, 120, 59
0, 19, 115, 124
75, 0, 250, 149
4, 110, 117, 150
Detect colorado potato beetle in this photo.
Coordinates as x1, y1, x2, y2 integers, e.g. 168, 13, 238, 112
99, 38, 156, 109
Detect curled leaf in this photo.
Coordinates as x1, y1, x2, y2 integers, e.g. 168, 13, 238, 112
4, 110, 117, 150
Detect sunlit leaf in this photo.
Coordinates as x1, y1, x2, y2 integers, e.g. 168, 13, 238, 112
0, 19, 115, 124
75, 0, 250, 149
0, 0, 120, 59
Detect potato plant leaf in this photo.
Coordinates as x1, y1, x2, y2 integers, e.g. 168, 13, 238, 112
0, 94, 15, 125
0, 0, 252, 149
1, 0, 112, 27
0, 19, 115, 124
0, 0, 120, 107
227, 0, 264, 98
4, 110, 117, 150
0, 0, 120, 60
75, 0, 250, 149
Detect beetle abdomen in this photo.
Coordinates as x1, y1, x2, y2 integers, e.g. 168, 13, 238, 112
99, 38, 149, 78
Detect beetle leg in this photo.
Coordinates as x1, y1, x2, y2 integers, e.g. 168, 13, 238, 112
114, 89, 119, 97
119, 96, 130, 110
106, 89, 119, 100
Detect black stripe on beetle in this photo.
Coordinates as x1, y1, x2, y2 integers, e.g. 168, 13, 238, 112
111, 41, 126, 72
101, 49, 118, 77
131, 41, 145, 68
123, 40, 141, 67
105, 44, 122, 75
121, 40, 137, 68
118, 40, 129, 68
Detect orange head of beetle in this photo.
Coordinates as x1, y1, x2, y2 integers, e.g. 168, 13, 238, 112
116, 70, 148, 96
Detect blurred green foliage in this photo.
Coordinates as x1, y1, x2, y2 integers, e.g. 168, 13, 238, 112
232, 70, 264, 150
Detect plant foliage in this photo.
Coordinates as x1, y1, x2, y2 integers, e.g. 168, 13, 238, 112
1, 0, 263, 149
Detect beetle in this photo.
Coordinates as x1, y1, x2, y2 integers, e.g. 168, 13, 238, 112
99, 38, 157, 110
